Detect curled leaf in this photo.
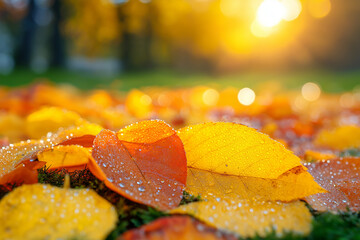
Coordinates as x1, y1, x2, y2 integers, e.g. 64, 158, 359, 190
305, 157, 360, 212
0, 184, 117, 240
122, 216, 237, 240
178, 122, 303, 179
170, 200, 312, 238
89, 120, 187, 210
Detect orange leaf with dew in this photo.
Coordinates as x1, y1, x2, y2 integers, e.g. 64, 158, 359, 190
122, 216, 237, 240
89, 120, 187, 210
0, 160, 45, 185
305, 157, 360, 212
0, 184, 117, 240
170, 200, 312, 238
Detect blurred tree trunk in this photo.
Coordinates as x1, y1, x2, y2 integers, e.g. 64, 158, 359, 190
50, 0, 65, 67
16, 0, 36, 67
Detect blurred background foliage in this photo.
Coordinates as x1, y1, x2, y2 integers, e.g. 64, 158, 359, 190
0, 0, 360, 77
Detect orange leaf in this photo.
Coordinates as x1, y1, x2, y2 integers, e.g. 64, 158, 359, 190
305, 157, 360, 211
122, 216, 237, 240
58, 134, 95, 148
0, 160, 46, 185
89, 120, 187, 210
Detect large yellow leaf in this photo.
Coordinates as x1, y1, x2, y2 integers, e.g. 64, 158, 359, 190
0, 184, 117, 240
187, 166, 326, 202
178, 122, 303, 179
37, 145, 92, 169
25, 107, 87, 139
170, 200, 312, 238
314, 125, 360, 150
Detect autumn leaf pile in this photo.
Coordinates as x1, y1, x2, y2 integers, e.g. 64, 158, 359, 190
0, 83, 359, 240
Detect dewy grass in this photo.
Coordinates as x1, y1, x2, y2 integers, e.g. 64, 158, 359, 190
0, 166, 358, 239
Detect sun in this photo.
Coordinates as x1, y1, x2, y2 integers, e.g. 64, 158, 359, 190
256, 0, 286, 28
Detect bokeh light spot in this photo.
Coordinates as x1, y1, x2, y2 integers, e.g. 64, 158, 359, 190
301, 82, 321, 102
238, 88, 256, 106
202, 88, 219, 106
308, 0, 331, 19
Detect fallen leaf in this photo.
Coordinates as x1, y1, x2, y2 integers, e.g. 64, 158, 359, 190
37, 145, 92, 169
0, 184, 117, 240
305, 157, 360, 212
121, 216, 237, 240
0, 160, 45, 185
178, 122, 323, 202
314, 125, 360, 150
0, 113, 25, 142
177, 122, 303, 179
186, 166, 325, 202
58, 134, 96, 148
170, 200, 312, 238
89, 120, 187, 210
0, 123, 102, 184
25, 107, 86, 139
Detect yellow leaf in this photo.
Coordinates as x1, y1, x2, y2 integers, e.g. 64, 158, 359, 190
37, 145, 92, 169
0, 184, 117, 240
26, 107, 87, 139
314, 125, 360, 150
187, 166, 326, 202
178, 122, 303, 179
170, 200, 312, 238
0, 113, 25, 142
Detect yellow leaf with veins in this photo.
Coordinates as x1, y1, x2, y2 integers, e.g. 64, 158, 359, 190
178, 122, 303, 179
37, 145, 92, 169
0, 184, 117, 240
170, 200, 312, 238
187, 166, 326, 202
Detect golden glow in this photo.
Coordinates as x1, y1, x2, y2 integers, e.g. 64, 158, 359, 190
202, 88, 219, 106
251, 21, 272, 38
281, 0, 302, 21
308, 0, 331, 19
140, 94, 152, 105
220, 0, 244, 17
339, 93, 355, 108
238, 88, 256, 106
256, 0, 285, 27
301, 82, 321, 102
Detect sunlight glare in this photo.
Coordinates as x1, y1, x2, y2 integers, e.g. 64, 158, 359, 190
256, 0, 285, 27
281, 0, 302, 21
